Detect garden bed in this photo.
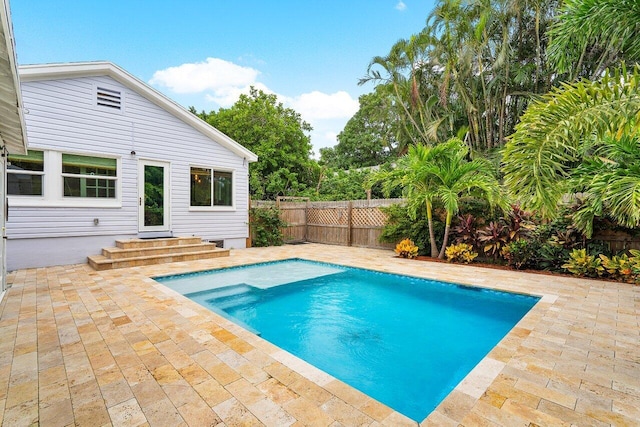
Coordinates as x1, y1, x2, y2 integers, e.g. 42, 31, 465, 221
411, 255, 627, 284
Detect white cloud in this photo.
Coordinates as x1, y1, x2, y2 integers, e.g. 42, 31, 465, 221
287, 91, 359, 121
149, 57, 260, 106
395, 1, 407, 11
150, 58, 360, 153
203, 82, 272, 108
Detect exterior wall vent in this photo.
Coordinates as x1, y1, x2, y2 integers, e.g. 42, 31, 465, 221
96, 86, 122, 110
209, 239, 224, 248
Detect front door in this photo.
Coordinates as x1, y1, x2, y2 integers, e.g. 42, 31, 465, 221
138, 160, 170, 232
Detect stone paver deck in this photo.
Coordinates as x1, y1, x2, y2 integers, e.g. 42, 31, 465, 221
1, 244, 639, 426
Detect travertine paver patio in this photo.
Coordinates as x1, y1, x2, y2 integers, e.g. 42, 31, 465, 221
1, 243, 639, 426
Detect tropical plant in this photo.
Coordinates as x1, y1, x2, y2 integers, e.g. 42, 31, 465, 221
375, 138, 504, 258
395, 238, 419, 259
445, 243, 478, 264
361, 0, 559, 152
452, 214, 479, 248
536, 242, 571, 272
505, 205, 535, 241
502, 66, 640, 236
562, 248, 604, 277
598, 249, 640, 283
249, 206, 287, 247
379, 204, 442, 257
502, 239, 540, 270
570, 134, 640, 237
547, 0, 640, 80
477, 221, 509, 258
599, 253, 634, 282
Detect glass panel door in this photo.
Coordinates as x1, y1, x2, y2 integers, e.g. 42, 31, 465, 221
138, 160, 170, 232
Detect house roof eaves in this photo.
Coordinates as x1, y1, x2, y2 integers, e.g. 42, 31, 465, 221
0, 0, 28, 155
19, 61, 258, 162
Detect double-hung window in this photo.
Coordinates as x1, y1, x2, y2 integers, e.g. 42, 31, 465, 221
62, 154, 117, 198
8, 150, 45, 196
190, 167, 233, 208
7, 149, 120, 207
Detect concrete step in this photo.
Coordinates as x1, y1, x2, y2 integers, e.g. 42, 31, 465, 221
115, 236, 202, 250
102, 242, 217, 259
87, 248, 230, 271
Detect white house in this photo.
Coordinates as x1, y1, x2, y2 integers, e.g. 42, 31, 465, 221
7, 61, 257, 271
0, 0, 28, 294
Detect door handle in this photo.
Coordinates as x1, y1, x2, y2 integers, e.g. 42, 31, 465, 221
139, 197, 142, 206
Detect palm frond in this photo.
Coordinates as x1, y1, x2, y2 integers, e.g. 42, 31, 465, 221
502, 66, 640, 218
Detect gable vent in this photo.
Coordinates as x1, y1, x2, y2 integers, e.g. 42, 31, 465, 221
96, 86, 122, 110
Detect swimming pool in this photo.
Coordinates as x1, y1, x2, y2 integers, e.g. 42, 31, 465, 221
155, 259, 539, 421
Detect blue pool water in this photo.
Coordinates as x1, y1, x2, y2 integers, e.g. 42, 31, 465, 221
155, 259, 539, 421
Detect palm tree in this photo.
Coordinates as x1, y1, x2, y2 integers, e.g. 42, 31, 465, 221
502, 66, 640, 235
548, 0, 640, 80
377, 138, 504, 258
360, 31, 450, 149
571, 134, 640, 237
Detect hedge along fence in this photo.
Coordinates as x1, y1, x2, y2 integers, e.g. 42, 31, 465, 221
250, 197, 404, 249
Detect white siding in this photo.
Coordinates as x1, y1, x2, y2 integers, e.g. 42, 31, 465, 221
8, 75, 250, 268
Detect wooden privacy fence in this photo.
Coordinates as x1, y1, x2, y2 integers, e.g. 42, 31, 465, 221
594, 230, 640, 253
251, 197, 404, 249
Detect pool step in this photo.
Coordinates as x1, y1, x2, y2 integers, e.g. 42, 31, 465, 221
186, 284, 254, 300
210, 293, 261, 311
187, 284, 260, 311
87, 237, 229, 270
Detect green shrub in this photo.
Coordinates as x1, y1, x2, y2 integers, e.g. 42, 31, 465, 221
502, 239, 540, 270
379, 204, 442, 256
445, 243, 478, 264
536, 242, 570, 272
562, 249, 604, 277
249, 207, 287, 247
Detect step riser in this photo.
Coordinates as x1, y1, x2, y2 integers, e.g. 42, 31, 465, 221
103, 244, 216, 259
116, 237, 202, 249
88, 249, 230, 270
88, 236, 229, 270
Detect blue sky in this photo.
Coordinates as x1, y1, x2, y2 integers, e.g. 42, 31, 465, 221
10, 0, 436, 155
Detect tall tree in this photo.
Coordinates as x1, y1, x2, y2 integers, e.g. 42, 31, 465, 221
361, 0, 560, 152
320, 89, 400, 169
198, 87, 315, 200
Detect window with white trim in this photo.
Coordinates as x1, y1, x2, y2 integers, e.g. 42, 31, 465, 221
190, 167, 233, 207
62, 154, 117, 198
7, 149, 120, 207
8, 150, 44, 196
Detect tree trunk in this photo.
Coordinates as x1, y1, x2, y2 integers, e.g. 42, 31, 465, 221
438, 211, 453, 259
426, 201, 438, 257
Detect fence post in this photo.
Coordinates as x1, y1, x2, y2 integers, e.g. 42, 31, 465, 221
247, 196, 252, 248
347, 201, 353, 246
304, 199, 309, 242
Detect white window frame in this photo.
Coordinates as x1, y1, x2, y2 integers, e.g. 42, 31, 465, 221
7, 150, 45, 198
8, 149, 122, 208
189, 165, 236, 211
